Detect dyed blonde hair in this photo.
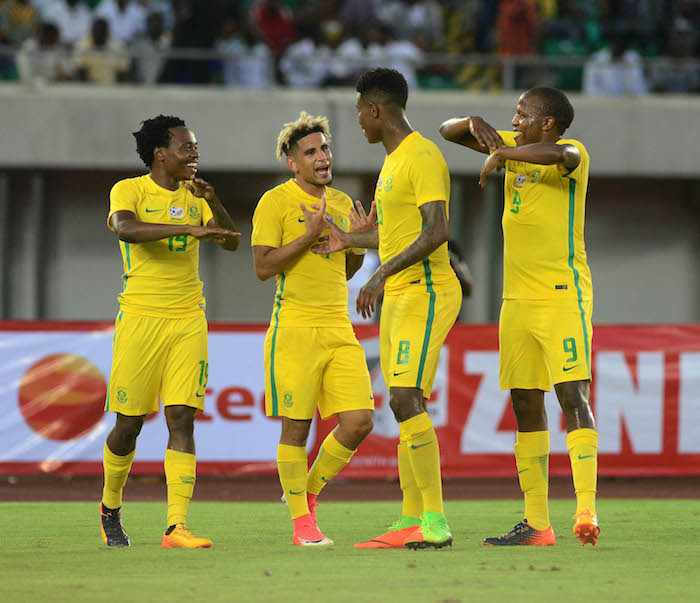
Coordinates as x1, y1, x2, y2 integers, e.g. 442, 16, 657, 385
275, 111, 331, 160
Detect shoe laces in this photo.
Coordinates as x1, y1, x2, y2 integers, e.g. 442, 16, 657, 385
504, 521, 530, 537
387, 519, 403, 531
174, 524, 193, 538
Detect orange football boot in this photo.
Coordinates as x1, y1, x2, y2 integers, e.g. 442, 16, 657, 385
573, 509, 600, 546
162, 524, 212, 549
354, 517, 421, 549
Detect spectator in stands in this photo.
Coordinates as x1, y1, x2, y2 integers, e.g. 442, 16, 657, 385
322, 19, 365, 87
497, 0, 539, 56
249, 0, 296, 54
583, 29, 648, 96
72, 16, 130, 84
17, 20, 71, 83
397, 0, 444, 51
217, 18, 273, 88
279, 21, 327, 87
30, 0, 53, 14
540, 0, 603, 91
649, 18, 699, 93
0, 0, 39, 45
95, 0, 146, 44
140, 0, 174, 33
599, 0, 664, 57
158, 0, 224, 85
131, 9, 169, 85
340, 0, 377, 36
366, 24, 423, 89
41, 0, 91, 46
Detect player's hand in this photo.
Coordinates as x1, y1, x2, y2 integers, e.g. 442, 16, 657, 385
469, 117, 504, 151
479, 151, 506, 188
356, 267, 386, 320
311, 219, 351, 254
184, 177, 216, 201
349, 200, 377, 233
188, 225, 241, 244
300, 194, 328, 241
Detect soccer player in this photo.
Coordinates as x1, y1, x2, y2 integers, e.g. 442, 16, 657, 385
100, 115, 240, 548
439, 87, 599, 546
252, 111, 375, 546
313, 68, 461, 549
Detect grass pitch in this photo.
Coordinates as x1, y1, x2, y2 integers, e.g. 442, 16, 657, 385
1, 499, 697, 602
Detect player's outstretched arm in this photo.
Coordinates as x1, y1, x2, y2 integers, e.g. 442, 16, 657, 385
185, 177, 240, 252
110, 211, 239, 244
355, 200, 448, 319
480, 142, 580, 188
252, 196, 329, 281
439, 116, 504, 154
491, 142, 580, 169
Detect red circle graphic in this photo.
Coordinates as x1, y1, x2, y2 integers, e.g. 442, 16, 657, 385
18, 354, 107, 441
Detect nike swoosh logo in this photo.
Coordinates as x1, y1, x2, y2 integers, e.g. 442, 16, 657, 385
145, 208, 162, 213
563, 365, 580, 372
179, 476, 196, 484
410, 441, 433, 450
195, 393, 205, 398
321, 476, 329, 482
393, 371, 409, 377
298, 218, 305, 222
578, 454, 595, 460
518, 468, 529, 474
289, 489, 305, 495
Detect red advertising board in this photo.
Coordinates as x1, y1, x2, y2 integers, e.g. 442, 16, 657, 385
0, 322, 698, 477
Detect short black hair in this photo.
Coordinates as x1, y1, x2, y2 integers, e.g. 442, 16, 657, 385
132, 115, 187, 168
526, 87, 574, 134
356, 68, 408, 109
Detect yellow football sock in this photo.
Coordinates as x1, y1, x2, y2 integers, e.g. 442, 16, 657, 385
567, 428, 598, 516
400, 412, 444, 514
101, 444, 135, 509
307, 431, 355, 495
277, 444, 309, 519
514, 431, 550, 531
164, 449, 196, 528
397, 441, 423, 518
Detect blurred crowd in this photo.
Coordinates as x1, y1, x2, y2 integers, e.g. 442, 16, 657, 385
0, 0, 698, 93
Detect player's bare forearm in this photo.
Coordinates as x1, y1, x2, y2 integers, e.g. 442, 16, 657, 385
345, 252, 364, 280
377, 201, 448, 281
111, 212, 192, 243
495, 143, 580, 169
253, 233, 318, 281
345, 229, 379, 250
205, 196, 239, 251
439, 116, 502, 153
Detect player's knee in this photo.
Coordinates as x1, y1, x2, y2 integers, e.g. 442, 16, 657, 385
558, 395, 590, 416
352, 413, 374, 440
165, 407, 195, 436
510, 393, 541, 421
114, 415, 145, 440
389, 393, 423, 422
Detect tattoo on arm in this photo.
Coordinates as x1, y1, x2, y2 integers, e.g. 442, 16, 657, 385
379, 201, 448, 280
207, 197, 238, 232
347, 229, 379, 249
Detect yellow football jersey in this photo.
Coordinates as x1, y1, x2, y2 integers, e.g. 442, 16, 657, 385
375, 131, 456, 293
107, 174, 214, 318
252, 179, 360, 327
498, 131, 593, 301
